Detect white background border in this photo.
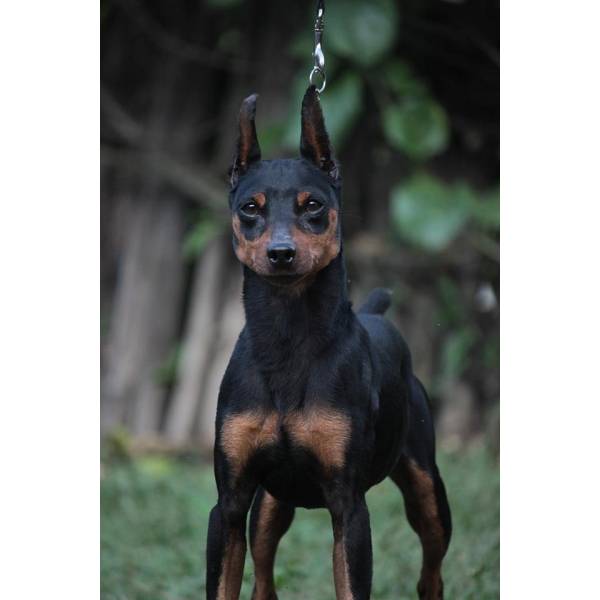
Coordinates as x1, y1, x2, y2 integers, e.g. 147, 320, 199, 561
1, 1, 600, 597
501, 1, 600, 597
1, 1, 99, 598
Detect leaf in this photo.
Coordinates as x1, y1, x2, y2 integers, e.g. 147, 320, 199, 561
382, 98, 449, 160
390, 174, 473, 251
282, 72, 363, 151
327, 0, 399, 67
379, 59, 449, 159
382, 59, 428, 98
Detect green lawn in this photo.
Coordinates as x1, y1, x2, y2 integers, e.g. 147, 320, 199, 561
101, 447, 499, 599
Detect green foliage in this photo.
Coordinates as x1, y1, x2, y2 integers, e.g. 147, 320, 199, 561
435, 277, 478, 383
391, 173, 473, 252
379, 59, 449, 159
280, 75, 307, 151
327, 0, 399, 68
279, 1, 455, 171
101, 459, 216, 599
320, 72, 364, 147
390, 174, 499, 253
283, 6, 498, 258
182, 217, 223, 261
382, 99, 449, 160
435, 276, 498, 387
437, 277, 468, 326
381, 59, 429, 98
440, 327, 478, 380
280, 1, 446, 163
470, 187, 500, 231
166, 2, 497, 446
282, 72, 363, 151
101, 448, 499, 599
102, 428, 133, 464
258, 121, 287, 157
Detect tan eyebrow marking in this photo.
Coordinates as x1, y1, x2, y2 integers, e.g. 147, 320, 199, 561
252, 192, 266, 207
296, 191, 312, 207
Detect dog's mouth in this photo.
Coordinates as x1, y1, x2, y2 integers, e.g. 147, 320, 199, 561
260, 272, 312, 288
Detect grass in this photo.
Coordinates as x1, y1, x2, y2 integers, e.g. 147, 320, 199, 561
101, 446, 499, 599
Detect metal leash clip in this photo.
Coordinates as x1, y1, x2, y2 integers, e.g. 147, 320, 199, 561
309, 0, 326, 93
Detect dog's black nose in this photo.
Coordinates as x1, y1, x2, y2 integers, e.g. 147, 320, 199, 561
267, 243, 296, 267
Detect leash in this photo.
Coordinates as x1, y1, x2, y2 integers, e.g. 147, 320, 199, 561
308, 0, 326, 93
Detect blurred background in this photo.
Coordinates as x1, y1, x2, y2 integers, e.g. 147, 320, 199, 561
101, 0, 499, 454
101, 1, 499, 597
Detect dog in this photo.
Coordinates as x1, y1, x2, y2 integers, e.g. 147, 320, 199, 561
206, 86, 452, 600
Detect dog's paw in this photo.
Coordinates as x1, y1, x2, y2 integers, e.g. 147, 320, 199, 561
417, 575, 444, 600
250, 586, 279, 600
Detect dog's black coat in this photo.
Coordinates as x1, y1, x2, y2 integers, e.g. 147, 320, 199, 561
206, 87, 451, 600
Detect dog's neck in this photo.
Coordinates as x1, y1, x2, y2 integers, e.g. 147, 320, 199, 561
242, 252, 352, 374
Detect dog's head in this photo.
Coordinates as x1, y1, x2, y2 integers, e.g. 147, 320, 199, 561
228, 86, 342, 288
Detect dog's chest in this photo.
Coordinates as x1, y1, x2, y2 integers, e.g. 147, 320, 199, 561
220, 407, 351, 476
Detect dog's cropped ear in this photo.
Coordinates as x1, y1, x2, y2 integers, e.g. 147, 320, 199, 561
230, 93, 261, 188
300, 85, 338, 180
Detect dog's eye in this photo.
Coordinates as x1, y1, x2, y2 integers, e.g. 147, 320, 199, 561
305, 199, 323, 215
240, 201, 259, 217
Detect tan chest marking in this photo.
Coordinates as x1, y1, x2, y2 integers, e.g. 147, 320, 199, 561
285, 407, 351, 470
220, 412, 279, 477
220, 407, 352, 477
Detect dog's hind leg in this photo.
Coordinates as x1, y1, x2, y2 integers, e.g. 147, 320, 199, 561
390, 458, 451, 600
389, 377, 451, 600
249, 487, 295, 600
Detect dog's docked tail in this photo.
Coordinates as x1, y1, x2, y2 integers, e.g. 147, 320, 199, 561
357, 288, 392, 316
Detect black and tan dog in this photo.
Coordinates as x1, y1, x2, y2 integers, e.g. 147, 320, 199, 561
206, 86, 451, 600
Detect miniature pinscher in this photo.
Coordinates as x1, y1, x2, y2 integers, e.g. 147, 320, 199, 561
206, 86, 451, 600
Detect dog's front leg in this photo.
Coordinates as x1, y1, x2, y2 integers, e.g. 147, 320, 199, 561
206, 470, 256, 600
325, 489, 373, 600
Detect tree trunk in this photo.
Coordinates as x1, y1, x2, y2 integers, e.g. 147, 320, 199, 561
164, 235, 226, 444
101, 194, 187, 436
194, 267, 245, 451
